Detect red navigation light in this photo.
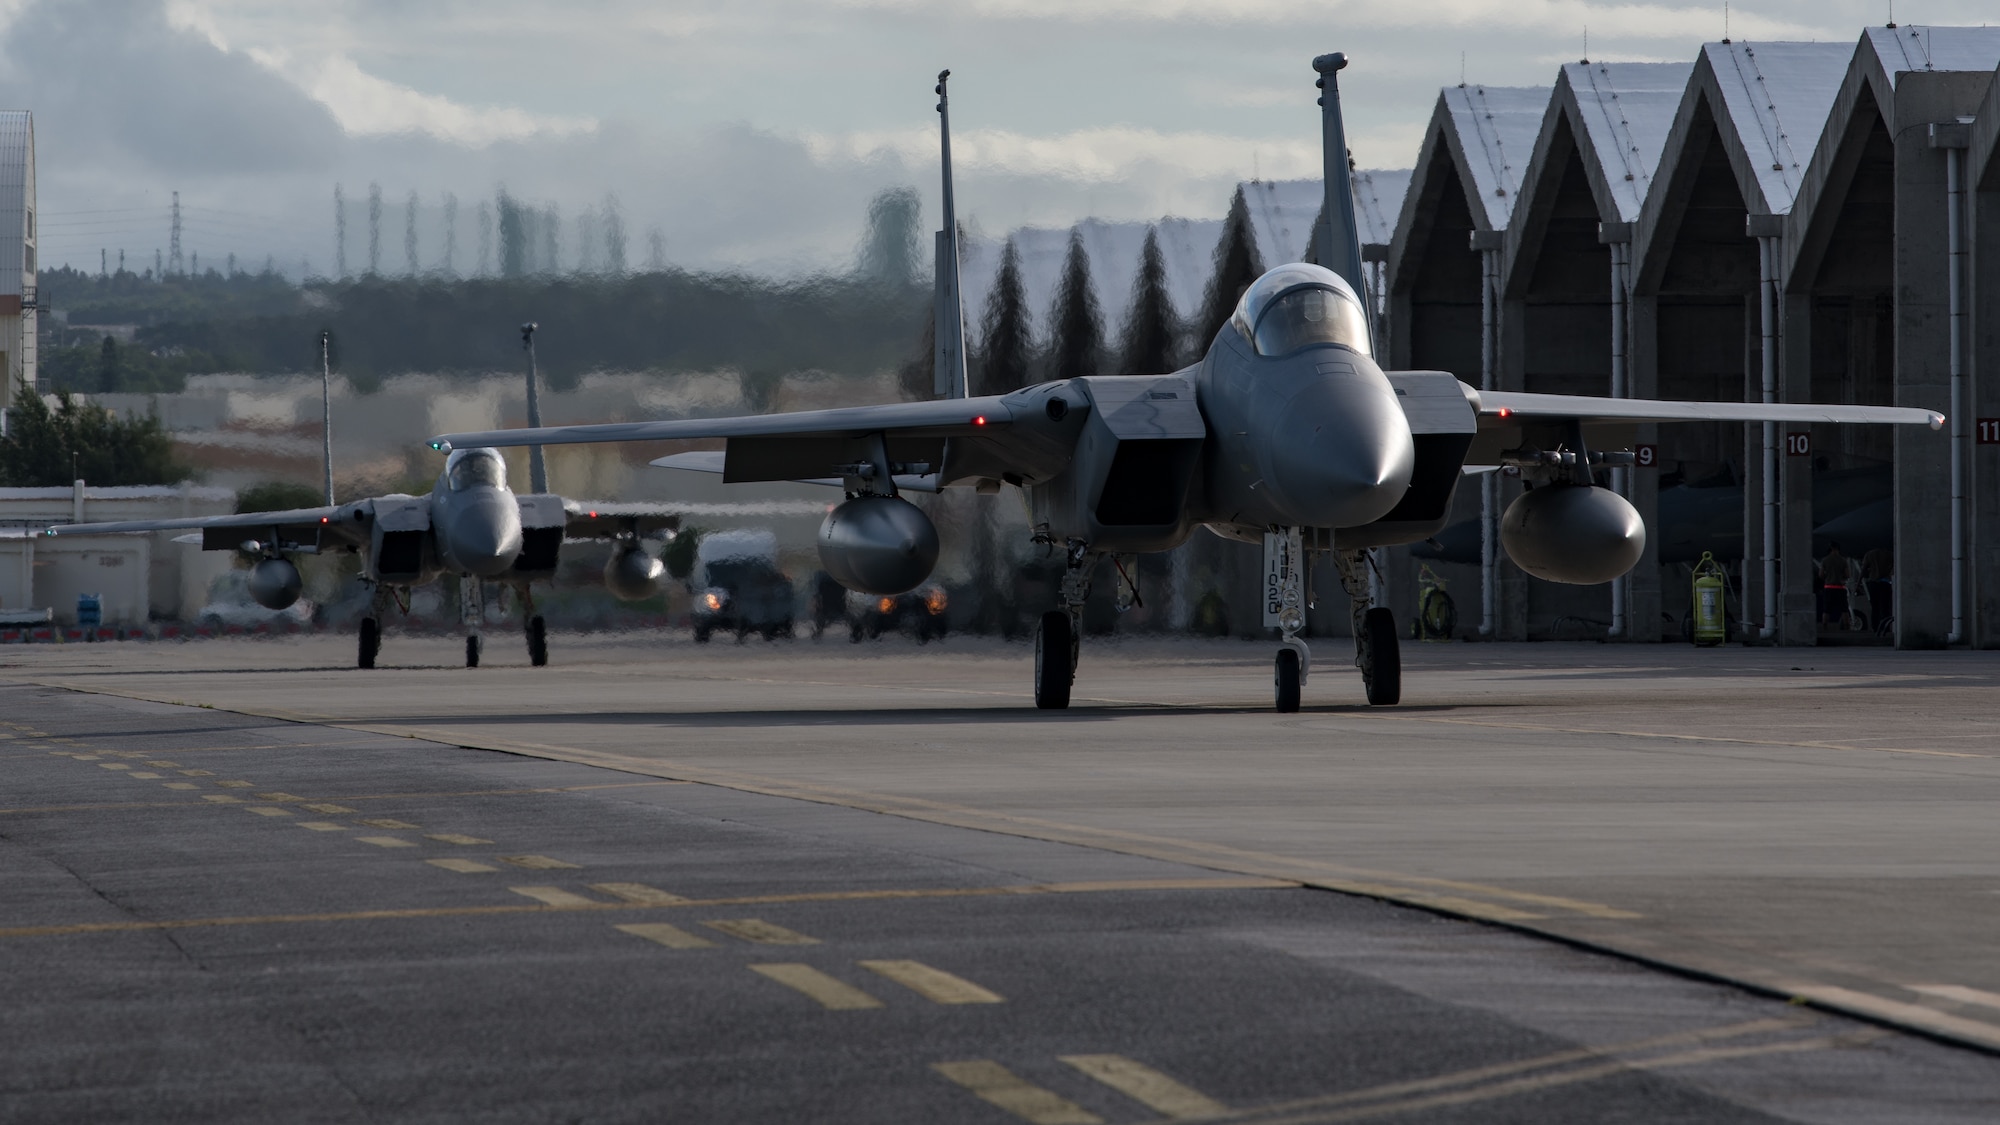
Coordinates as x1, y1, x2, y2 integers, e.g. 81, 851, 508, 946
972, 415, 987, 425
589, 510, 598, 518
320, 517, 329, 524
1497, 407, 1513, 419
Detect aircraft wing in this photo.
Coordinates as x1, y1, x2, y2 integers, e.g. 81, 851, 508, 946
558, 500, 681, 540
41, 504, 370, 552
1472, 389, 1943, 429
434, 397, 1014, 452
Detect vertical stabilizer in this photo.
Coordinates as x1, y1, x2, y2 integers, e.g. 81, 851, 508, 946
932, 70, 969, 400
1311, 53, 1370, 347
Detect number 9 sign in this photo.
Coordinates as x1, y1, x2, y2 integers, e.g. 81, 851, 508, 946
1635, 444, 1658, 468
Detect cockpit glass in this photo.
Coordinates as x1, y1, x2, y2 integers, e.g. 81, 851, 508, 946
1231, 263, 1374, 358
447, 449, 506, 492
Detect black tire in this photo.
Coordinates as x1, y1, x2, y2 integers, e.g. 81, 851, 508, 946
1274, 648, 1301, 713
526, 615, 548, 667
465, 634, 481, 668
693, 624, 711, 643
1361, 607, 1401, 706
849, 622, 864, 644
358, 617, 380, 669
1034, 611, 1074, 710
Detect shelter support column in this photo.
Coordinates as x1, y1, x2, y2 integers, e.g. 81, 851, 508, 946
1780, 288, 1817, 645
1747, 215, 1783, 642
1471, 230, 1502, 639
1627, 292, 1662, 640
1601, 222, 1632, 639
1891, 79, 1981, 648
1970, 141, 2000, 646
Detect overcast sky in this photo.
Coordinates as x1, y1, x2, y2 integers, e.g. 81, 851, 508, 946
8, 0, 1994, 278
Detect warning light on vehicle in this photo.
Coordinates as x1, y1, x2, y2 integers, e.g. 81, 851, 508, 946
703, 592, 724, 611
924, 588, 947, 615
878, 597, 896, 614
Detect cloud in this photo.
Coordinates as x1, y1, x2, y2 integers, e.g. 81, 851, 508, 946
245, 49, 600, 147
803, 125, 1319, 185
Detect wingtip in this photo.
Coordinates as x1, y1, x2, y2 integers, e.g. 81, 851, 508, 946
1931, 413, 1946, 430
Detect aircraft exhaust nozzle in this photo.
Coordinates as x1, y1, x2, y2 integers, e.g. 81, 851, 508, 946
247, 557, 303, 611
1501, 484, 1646, 584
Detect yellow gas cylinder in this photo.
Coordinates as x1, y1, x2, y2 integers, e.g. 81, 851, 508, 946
1692, 551, 1727, 647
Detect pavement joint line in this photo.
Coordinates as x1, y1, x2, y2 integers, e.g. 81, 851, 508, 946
1348, 712, 1995, 760
1772, 983, 2000, 1052
0, 876, 1299, 938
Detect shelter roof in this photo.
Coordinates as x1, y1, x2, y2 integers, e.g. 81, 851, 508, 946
1558, 61, 1691, 222
1861, 24, 2000, 80
1352, 169, 1413, 251
1698, 40, 1851, 216
1439, 85, 1549, 230
1972, 62, 2000, 191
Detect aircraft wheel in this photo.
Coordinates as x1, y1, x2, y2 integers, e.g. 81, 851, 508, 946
1361, 607, 1401, 706
358, 617, 380, 669
1034, 610, 1074, 710
465, 634, 482, 669
1274, 648, 1301, 713
527, 615, 548, 667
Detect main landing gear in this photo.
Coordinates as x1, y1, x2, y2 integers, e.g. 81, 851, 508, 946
521, 584, 549, 667
357, 582, 396, 669
1033, 539, 1091, 710
1334, 547, 1400, 707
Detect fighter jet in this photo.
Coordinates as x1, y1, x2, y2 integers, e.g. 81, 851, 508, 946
431, 54, 1942, 712
43, 448, 679, 669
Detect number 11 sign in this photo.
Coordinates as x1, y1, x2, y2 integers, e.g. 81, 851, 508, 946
1978, 418, 2000, 445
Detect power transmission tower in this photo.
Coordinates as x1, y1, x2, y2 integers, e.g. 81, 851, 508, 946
367, 183, 382, 275
405, 190, 419, 275
334, 184, 347, 278
168, 191, 183, 275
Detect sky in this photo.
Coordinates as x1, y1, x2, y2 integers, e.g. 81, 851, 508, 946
7, 0, 1995, 279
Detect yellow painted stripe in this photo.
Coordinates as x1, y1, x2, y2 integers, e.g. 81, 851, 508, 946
615, 922, 714, 949
748, 964, 883, 1010
128, 772, 162, 780
358, 818, 418, 830
356, 836, 416, 848
425, 833, 492, 846
163, 782, 198, 791
216, 780, 254, 789
98, 763, 131, 771
178, 769, 212, 776
704, 918, 817, 945
1780, 983, 2000, 1050
71, 754, 100, 761
859, 960, 1003, 1004
1059, 1055, 1225, 1119
203, 794, 243, 804
932, 1061, 1102, 1124
302, 803, 355, 814
0, 877, 1292, 940
427, 858, 498, 873
1911, 984, 2000, 1012
144, 761, 178, 768
500, 855, 580, 870
510, 886, 601, 907
255, 792, 305, 803
590, 882, 687, 905
247, 806, 293, 818
299, 821, 347, 832
422, 852, 496, 872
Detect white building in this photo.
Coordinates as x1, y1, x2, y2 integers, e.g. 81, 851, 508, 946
0, 111, 33, 407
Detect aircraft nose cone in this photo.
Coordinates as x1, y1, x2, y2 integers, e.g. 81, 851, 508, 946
449, 499, 523, 578
1269, 368, 1415, 527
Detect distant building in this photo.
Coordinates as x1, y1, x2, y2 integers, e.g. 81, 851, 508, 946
0, 111, 33, 408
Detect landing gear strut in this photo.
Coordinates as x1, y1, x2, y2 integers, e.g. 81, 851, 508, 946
460, 578, 484, 668
521, 585, 548, 667
1034, 539, 1092, 710
1335, 549, 1400, 706
357, 583, 390, 669
1267, 528, 1311, 713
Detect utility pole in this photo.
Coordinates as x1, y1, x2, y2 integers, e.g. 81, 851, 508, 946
319, 330, 335, 505
522, 322, 546, 493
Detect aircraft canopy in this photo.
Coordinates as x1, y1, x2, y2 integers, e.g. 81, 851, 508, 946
1232, 263, 1372, 359
447, 447, 506, 491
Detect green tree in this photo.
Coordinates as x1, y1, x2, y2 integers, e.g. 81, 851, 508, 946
236, 480, 324, 514
1047, 228, 1103, 381
0, 384, 193, 487
1195, 186, 1264, 350
1119, 226, 1181, 374
974, 238, 1033, 397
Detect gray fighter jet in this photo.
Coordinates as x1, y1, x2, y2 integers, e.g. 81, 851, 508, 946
431, 55, 1942, 712
42, 447, 678, 669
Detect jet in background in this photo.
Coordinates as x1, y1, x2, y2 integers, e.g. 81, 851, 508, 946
432, 54, 1942, 712
44, 447, 678, 669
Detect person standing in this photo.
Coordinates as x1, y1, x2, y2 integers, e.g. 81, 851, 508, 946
1861, 546, 1893, 632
